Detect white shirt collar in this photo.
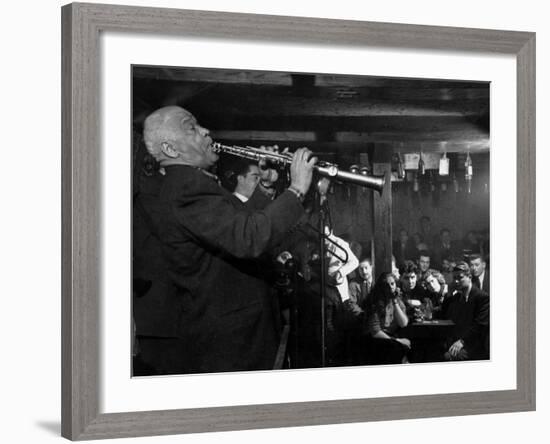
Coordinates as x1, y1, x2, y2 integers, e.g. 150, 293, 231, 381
233, 192, 249, 202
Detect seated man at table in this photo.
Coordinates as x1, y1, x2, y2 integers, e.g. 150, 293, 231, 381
441, 262, 490, 361
348, 257, 373, 316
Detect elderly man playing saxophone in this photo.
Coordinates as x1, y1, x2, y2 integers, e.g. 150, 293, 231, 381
141, 105, 316, 374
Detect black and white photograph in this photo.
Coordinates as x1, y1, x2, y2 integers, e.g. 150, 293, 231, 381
4, 0, 543, 442
131, 65, 490, 376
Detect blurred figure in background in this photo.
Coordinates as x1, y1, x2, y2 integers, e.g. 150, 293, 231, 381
393, 228, 416, 267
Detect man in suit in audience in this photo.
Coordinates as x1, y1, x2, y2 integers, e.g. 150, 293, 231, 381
348, 257, 373, 315
228, 160, 261, 204
469, 253, 490, 296
222, 156, 281, 210
442, 262, 490, 360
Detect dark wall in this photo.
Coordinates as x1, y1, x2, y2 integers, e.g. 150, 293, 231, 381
319, 156, 489, 253
392, 172, 490, 243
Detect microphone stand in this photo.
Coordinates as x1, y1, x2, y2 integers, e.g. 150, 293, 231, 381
317, 180, 330, 367
288, 259, 299, 368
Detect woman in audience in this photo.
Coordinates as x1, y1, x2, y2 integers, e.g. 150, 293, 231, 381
423, 269, 449, 319
365, 272, 411, 364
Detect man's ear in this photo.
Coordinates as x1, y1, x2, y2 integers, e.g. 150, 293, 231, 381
160, 142, 179, 159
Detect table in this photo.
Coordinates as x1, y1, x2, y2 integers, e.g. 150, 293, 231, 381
400, 319, 455, 339
399, 319, 455, 363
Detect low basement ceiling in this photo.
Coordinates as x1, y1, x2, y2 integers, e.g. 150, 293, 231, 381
132, 66, 490, 159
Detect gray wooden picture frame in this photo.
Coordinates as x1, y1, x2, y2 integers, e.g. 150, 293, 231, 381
61, 2, 536, 440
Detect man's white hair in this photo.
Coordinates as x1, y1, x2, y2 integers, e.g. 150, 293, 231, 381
143, 106, 187, 161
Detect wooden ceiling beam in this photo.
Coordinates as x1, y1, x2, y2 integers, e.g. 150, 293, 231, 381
211, 138, 489, 154
210, 129, 487, 144
200, 115, 488, 133
189, 95, 488, 117
133, 66, 488, 89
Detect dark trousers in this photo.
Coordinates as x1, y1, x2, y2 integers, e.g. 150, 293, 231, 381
364, 337, 409, 365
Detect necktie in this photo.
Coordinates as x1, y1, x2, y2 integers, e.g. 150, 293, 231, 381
473, 275, 480, 289
361, 281, 367, 303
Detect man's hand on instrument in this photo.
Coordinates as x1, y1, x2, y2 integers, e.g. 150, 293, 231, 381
289, 147, 316, 196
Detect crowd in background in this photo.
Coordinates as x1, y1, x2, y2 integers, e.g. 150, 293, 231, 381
316, 218, 490, 367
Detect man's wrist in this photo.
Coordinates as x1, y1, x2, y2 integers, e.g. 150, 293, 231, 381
287, 186, 305, 202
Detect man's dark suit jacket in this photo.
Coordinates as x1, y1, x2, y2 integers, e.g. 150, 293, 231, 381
158, 165, 304, 374
472, 269, 490, 296
442, 285, 490, 359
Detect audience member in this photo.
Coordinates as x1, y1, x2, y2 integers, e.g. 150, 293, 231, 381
412, 232, 428, 254
348, 258, 373, 316
400, 260, 425, 302
441, 262, 490, 361
461, 230, 482, 258
365, 272, 411, 364
432, 228, 459, 269
423, 269, 449, 319
419, 216, 436, 249
393, 228, 416, 267
400, 260, 426, 320
479, 229, 490, 257
441, 257, 456, 286
224, 159, 261, 203
417, 250, 431, 283
469, 253, 490, 295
